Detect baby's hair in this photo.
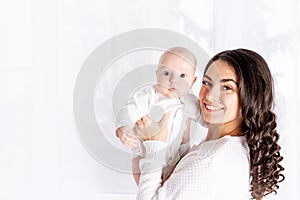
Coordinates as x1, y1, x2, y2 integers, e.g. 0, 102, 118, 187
159, 47, 197, 69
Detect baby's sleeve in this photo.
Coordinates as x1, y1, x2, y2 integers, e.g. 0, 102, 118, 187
116, 86, 155, 128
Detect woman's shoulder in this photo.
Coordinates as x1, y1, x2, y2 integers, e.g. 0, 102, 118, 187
187, 136, 249, 161
212, 136, 250, 165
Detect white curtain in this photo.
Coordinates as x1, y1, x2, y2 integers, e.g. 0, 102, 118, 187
0, 0, 299, 199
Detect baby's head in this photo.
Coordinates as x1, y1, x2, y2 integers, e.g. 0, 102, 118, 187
156, 47, 197, 98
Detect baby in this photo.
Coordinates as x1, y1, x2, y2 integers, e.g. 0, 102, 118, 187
115, 47, 202, 184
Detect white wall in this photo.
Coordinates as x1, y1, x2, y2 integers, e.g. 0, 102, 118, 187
0, 0, 299, 199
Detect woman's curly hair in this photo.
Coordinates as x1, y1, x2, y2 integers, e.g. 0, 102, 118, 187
205, 49, 285, 199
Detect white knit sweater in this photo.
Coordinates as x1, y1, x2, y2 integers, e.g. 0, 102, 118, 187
137, 135, 250, 200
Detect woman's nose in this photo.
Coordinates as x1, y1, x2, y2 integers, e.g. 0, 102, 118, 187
206, 86, 221, 101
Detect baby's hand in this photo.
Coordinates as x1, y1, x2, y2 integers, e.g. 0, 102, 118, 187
116, 126, 138, 148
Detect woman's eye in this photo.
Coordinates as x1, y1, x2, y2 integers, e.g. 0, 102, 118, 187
180, 73, 186, 78
202, 80, 212, 87
222, 86, 232, 91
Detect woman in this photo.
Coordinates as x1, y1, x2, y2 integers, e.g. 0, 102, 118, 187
135, 49, 285, 200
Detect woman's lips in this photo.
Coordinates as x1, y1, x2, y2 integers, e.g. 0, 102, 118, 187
204, 103, 224, 111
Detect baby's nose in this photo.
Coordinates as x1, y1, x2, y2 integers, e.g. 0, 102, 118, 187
169, 74, 176, 84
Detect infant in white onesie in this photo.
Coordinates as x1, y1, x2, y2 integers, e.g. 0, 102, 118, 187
115, 47, 204, 184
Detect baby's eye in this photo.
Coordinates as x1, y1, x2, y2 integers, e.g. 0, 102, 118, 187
180, 73, 186, 78
163, 71, 170, 76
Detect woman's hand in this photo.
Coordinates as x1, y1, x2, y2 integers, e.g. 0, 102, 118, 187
134, 112, 171, 141
115, 126, 138, 148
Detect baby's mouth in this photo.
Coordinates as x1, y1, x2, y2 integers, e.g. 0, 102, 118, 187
169, 87, 177, 92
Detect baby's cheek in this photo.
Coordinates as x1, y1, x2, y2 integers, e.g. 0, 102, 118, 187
177, 86, 190, 97
179, 79, 190, 89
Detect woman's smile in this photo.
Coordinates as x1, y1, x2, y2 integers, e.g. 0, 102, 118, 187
204, 103, 224, 112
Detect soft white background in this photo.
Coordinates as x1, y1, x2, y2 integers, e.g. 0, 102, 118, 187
0, 0, 299, 199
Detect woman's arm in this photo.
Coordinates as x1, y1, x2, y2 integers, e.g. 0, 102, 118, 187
135, 115, 197, 199
134, 113, 170, 199
137, 140, 168, 200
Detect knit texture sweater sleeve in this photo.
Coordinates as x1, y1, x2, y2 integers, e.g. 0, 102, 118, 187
137, 141, 168, 200
137, 136, 250, 200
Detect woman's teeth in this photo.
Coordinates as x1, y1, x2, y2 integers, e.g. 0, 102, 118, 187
205, 104, 223, 111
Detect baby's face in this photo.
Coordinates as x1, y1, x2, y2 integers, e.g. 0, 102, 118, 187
156, 53, 197, 98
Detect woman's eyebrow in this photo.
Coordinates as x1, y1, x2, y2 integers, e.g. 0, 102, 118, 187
204, 75, 237, 85
221, 79, 238, 85
203, 74, 212, 81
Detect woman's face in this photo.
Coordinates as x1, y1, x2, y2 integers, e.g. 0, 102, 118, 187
199, 59, 242, 125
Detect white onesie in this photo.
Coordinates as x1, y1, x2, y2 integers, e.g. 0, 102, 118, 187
116, 84, 202, 177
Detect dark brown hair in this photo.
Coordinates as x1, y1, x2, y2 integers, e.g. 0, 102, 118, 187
204, 49, 285, 199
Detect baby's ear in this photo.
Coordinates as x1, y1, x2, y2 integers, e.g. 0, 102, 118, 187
192, 76, 197, 84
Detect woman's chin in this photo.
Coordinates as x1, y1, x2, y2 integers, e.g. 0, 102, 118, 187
203, 116, 225, 125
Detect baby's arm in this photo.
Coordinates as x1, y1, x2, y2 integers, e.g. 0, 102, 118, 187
116, 86, 155, 147
117, 87, 155, 127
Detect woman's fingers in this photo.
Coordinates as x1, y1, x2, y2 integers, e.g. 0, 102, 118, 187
136, 120, 142, 127
120, 132, 138, 148
140, 115, 152, 126
134, 112, 171, 141
136, 115, 151, 128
